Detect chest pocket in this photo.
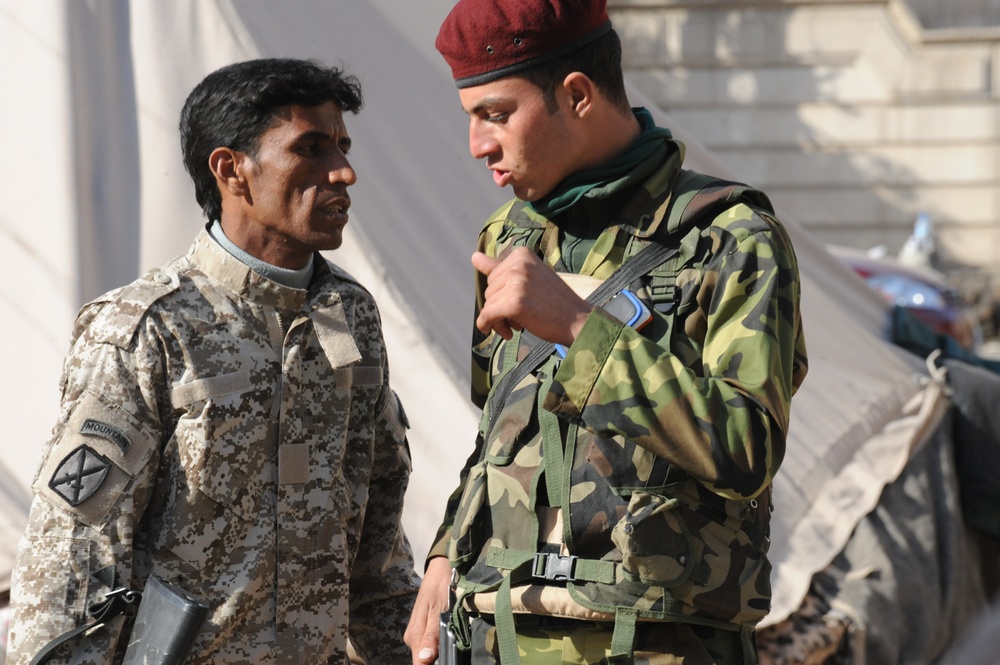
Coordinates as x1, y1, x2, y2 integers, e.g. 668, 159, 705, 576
157, 370, 267, 568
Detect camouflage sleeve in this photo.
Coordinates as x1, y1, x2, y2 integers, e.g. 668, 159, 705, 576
424, 439, 484, 563
6, 319, 165, 664
469, 204, 518, 411
347, 383, 421, 664
545, 207, 808, 500
427, 208, 509, 561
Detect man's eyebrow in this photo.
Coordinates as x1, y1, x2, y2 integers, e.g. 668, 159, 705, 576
294, 130, 332, 143
466, 96, 510, 116
295, 130, 351, 148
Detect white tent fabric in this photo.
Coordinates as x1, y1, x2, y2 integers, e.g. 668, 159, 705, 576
0, 0, 944, 629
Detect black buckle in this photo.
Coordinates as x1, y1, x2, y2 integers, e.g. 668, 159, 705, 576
104, 587, 142, 605
532, 552, 577, 582
88, 586, 142, 622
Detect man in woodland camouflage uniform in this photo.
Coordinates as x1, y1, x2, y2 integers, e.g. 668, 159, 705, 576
405, 2, 808, 664
7, 58, 419, 664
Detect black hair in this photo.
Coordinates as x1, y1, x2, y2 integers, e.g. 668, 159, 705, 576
519, 29, 629, 114
179, 58, 363, 222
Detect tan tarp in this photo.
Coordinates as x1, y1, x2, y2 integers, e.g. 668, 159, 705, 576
0, 0, 944, 628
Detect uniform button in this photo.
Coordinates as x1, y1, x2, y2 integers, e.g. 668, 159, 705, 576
153, 273, 171, 285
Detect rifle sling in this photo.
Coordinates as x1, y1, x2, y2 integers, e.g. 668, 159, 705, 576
29, 587, 141, 665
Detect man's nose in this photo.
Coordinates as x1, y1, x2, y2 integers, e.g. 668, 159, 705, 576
329, 153, 357, 186
469, 122, 497, 160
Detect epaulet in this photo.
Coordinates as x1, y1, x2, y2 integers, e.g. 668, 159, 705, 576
478, 199, 548, 258
74, 267, 181, 350
502, 199, 544, 228
324, 259, 366, 291
664, 169, 775, 236
481, 199, 540, 235
325, 259, 358, 285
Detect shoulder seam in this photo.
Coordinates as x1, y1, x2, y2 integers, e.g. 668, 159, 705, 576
89, 270, 181, 349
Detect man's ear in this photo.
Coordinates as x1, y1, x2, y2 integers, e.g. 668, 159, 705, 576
563, 72, 595, 119
208, 147, 249, 197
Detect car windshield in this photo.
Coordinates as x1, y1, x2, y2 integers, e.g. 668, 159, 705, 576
865, 273, 948, 310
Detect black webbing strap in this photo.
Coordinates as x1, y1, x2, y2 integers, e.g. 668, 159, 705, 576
482, 239, 677, 443
29, 587, 141, 665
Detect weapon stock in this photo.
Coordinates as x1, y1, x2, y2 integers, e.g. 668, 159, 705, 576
121, 575, 208, 665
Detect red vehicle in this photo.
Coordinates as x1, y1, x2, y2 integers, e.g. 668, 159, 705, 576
828, 245, 982, 350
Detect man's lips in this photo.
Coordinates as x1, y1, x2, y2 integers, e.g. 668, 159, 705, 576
319, 197, 350, 222
320, 194, 350, 211
491, 169, 511, 187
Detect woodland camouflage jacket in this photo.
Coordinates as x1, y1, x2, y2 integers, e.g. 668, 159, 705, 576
7, 230, 419, 664
430, 139, 808, 633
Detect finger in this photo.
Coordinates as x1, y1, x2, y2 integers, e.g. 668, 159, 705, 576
471, 251, 501, 277
406, 605, 438, 664
476, 310, 513, 339
404, 605, 426, 650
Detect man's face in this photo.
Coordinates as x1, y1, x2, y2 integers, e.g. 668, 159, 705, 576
230, 101, 356, 268
459, 75, 578, 202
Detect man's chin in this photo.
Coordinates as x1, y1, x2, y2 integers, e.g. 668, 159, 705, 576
510, 183, 534, 201
320, 236, 344, 252
513, 187, 547, 203
315, 227, 345, 252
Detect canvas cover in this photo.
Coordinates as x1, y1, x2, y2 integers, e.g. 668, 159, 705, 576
0, 1, 983, 646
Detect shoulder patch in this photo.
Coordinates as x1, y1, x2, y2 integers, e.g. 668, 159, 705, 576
80, 418, 131, 454
34, 389, 157, 526
48, 444, 112, 507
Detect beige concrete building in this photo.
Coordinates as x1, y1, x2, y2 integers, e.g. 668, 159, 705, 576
610, 0, 1000, 278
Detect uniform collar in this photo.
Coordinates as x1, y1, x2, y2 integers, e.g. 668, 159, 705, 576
188, 229, 319, 312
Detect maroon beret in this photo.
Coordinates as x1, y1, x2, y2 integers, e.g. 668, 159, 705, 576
436, 0, 612, 88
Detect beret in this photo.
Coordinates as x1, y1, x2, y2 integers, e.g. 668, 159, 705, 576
436, 0, 612, 88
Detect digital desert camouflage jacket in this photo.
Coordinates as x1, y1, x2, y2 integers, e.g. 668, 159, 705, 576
7, 230, 419, 665
431, 140, 808, 633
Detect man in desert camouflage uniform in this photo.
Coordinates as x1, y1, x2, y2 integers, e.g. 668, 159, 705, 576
7, 58, 419, 664
405, 2, 808, 664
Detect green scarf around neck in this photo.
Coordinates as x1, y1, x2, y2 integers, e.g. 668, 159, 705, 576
528, 107, 672, 218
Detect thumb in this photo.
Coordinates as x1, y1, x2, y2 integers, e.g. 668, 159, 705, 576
416, 626, 439, 664
417, 612, 441, 663
471, 251, 500, 276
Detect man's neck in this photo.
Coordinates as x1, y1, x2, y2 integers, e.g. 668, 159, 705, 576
208, 221, 314, 289
583, 107, 642, 169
